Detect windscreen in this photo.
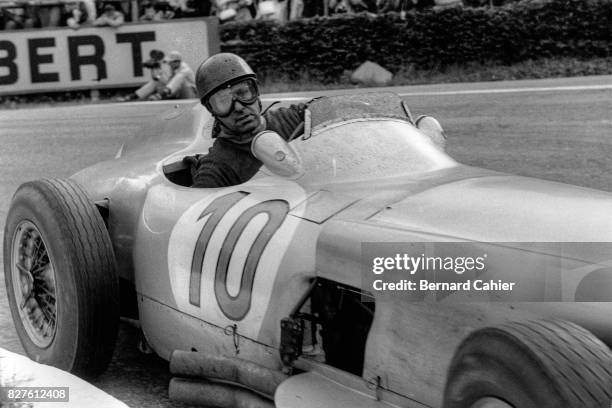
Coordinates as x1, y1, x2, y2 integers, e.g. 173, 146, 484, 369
292, 119, 456, 184
308, 92, 411, 132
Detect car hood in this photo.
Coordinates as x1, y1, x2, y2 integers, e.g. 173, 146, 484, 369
314, 167, 612, 292
367, 170, 612, 242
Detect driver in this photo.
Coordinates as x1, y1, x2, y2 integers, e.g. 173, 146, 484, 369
184, 53, 307, 188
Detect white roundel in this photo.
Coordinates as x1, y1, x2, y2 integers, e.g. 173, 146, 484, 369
167, 189, 301, 340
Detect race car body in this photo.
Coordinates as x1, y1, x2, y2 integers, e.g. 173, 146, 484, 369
6, 92, 612, 408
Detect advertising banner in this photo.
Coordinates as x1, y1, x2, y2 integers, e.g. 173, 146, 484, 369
0, 17, 219, 95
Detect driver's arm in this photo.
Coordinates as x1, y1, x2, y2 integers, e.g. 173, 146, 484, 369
191, 159, 238, 188
264, 103, 307, 141
188, 140, 262, 188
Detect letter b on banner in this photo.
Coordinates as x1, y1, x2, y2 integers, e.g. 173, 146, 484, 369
0, 41, 18, 85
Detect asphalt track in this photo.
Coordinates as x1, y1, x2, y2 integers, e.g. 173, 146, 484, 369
0, 75, 611, 407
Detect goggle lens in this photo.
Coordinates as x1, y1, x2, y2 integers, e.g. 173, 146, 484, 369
208, 79, 258, 117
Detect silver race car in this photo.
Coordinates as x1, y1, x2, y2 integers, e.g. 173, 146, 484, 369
5, 92, 612, 408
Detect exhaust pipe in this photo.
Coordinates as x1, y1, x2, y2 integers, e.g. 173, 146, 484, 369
169, 378, 275, 408
170, 350, 288, 398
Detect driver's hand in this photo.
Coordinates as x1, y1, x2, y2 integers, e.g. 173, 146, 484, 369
182, 154, 204, 171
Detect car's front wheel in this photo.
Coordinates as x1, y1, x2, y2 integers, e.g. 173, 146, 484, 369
443, 319, 612, 408
4, 178, 119, 378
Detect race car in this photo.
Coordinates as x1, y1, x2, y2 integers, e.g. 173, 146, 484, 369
4, 92, 612, 408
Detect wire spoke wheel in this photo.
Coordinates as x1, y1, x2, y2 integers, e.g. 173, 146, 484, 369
11, 220, 57, 348
3, 178, 119, 378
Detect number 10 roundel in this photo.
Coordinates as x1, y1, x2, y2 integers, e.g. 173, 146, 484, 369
187, 191, 289, 321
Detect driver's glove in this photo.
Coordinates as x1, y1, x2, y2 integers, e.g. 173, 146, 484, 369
182, 154, 204, 178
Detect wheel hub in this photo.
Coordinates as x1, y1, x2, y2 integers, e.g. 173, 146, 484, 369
11, 221, 58, 348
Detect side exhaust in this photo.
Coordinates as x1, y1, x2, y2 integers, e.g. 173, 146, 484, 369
169, 378, 274, 408
169, 350, 288, 407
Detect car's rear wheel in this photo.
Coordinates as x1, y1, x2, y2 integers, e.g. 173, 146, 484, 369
443, 319, 612, 408
4, 178, 119, 378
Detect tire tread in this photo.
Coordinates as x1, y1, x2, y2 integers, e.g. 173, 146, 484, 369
5, 178, 119, 378
500, 319, 612, 407
42, 178, 119, 376
445, 318, 612, 408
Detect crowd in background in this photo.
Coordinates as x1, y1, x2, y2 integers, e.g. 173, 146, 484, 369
0, 0, 457, 31
215, 0, 448, 23
0, 0, 207, 30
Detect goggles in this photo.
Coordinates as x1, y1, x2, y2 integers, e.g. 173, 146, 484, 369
206, 78, 259, 117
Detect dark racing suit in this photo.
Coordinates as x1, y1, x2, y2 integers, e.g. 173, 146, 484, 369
188, 104, 306, 188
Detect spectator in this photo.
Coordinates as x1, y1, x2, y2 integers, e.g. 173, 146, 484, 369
81, 0, 97, 23
153, 1, 176, 19
62, 0, 89, 29
330, 0, 375, 13
168, 0, 196, 17
215, 0, 254, 22
157, 51, 197, 99
256, 0, 279, 19
139, 1, 161, 20
94, 3, 124, 26
119, 50, 196, 101
118, 49, 169, 101
31, 3, 62, 27
2, 5, 34, 29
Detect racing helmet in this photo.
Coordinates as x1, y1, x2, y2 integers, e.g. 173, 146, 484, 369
196, 53, 257, 106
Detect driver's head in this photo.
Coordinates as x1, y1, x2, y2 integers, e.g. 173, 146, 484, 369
196, 53, 263, 139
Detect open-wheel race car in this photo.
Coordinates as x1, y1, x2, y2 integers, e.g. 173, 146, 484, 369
5, 92, 612, 408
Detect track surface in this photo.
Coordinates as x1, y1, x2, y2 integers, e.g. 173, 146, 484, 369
0, 75, 611, 407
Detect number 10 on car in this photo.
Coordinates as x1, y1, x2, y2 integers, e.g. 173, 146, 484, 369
188, 191, 289, 321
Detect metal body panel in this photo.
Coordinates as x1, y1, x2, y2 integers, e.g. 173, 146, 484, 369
372, 174, 612, 242
71, 103, 214, 281
132, 175, 323, 364
363, 300, 612, 408
316, 220, 612, 298
275, 371, 411, 408
289, 190, 359, 224
138, 294, 279, 368
277, 358, 431, 408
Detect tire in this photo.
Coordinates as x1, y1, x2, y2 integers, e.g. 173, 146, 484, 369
443, 319, 612, 408
3, 178, 119, 378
